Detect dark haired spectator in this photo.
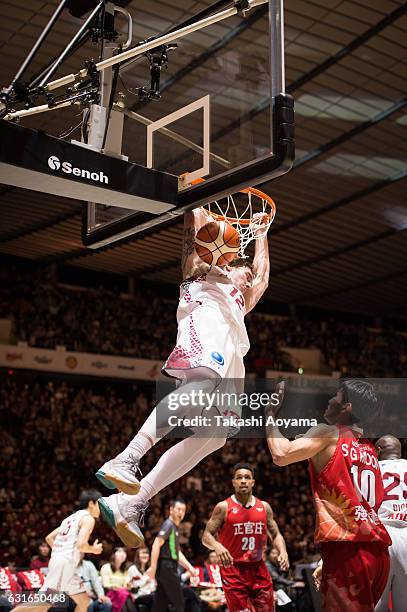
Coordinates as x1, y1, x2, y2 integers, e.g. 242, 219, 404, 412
100, 548, 130, 612
77, 554, 112, 612
127, 547, 155, 610
29, 540, 50, 570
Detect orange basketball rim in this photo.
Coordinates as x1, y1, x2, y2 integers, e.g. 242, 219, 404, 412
190, 177, 277, 257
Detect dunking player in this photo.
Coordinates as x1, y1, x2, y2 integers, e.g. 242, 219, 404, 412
12, 490, 103, 612
375, 435, 407, 611
96, 207, 271, 546
267, 380, 391, 611
202, 463, 288, 611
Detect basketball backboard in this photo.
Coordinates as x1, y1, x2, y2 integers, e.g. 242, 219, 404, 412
80, 0, 294, 247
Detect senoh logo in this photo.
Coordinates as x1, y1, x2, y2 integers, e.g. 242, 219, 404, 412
48, 155, 61, 170
47, 155, 109, 184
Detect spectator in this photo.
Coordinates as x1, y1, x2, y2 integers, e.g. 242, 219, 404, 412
127, 547, 155, 610
100, 548, 130, 612
29, 540, 50, 571
1, 263, 406, 376
77, 554, 112, 612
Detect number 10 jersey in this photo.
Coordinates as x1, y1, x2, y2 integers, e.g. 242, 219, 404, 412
309, 425, 391, 545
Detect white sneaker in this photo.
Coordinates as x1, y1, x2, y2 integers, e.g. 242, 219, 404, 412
98, 493, 148, 548
96, 454, 141, 495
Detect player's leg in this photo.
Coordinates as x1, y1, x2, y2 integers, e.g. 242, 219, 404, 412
127, 418, 228, 504
70, 593, 90, 612
220, 565, 250, 612
321, 541, 389, 611
380, 526, 407, 612
390, 558, 407, 612
250, 590, 275, 612
13, 560, 70, 612
374, 538, 394, 612
249, 561, 275, 612
98, 417, 228, 547
11, 606, 50, 612
96, 373, 219, 494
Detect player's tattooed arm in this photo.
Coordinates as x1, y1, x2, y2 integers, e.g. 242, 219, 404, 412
264, 502, 289, 571
202, 501, 234, 567
244, 222, 270, 314
182, 208, 210, 279
181, 211, 196, 275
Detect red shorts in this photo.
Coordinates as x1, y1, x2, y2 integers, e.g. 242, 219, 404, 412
220, 560, 274, 612
321, 541, 390, 611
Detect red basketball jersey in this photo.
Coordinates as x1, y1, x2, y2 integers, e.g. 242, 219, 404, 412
218, 496, 268, 562
309, 425, 391, 545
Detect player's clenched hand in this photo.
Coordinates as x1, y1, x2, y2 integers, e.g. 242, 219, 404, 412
214, 543, 233, 568
278, 551, 289, 571
91, 539, 103, 554
266, 380, 285, 418
251, 212, 269, 238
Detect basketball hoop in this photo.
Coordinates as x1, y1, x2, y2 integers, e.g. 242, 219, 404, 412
191, 178, 276, 258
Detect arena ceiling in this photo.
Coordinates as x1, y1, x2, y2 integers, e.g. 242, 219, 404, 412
0, 0, 406, 317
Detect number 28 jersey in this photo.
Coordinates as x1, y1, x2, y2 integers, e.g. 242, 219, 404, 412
309, 426, 391, 545
378, 458, 407, 527
218, 496, 267, 563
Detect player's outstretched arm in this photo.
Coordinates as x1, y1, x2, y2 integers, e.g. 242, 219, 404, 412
77, 515, 102, 554
202, 501, 233, 567
265, 382, 338, 465
264, 502, 289, 571
244, 221, 270, 314
181, 207, 211, 279
266, 422, 337, 466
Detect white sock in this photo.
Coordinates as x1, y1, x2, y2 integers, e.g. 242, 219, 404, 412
116, 377, 219, 462
116, 430, 156, 461
135, 433, 227, 504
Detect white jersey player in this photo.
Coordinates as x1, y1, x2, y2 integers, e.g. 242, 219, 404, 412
164, 265, 250, 380
375, 436, 407, 612
96, 207, 271, 548
13, 490, 103, 612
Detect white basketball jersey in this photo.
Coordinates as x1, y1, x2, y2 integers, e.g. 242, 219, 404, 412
379, 458, 407, 527
51, 509, 90, 562
179, 267, 249, 352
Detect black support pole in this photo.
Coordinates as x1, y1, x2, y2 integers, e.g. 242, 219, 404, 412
38, 0, 105, 88
3, 0, 69, 98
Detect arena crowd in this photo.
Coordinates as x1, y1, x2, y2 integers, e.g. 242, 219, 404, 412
1, 263, 406, 610
1, 264, 406, 377
0, 376, 319, 572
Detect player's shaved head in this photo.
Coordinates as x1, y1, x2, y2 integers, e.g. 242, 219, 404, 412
375, 435, 401, 460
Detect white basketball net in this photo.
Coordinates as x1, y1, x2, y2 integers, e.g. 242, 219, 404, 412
204, 188, 276, 258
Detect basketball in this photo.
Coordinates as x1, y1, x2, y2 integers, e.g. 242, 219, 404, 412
195, 220, 240, 266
